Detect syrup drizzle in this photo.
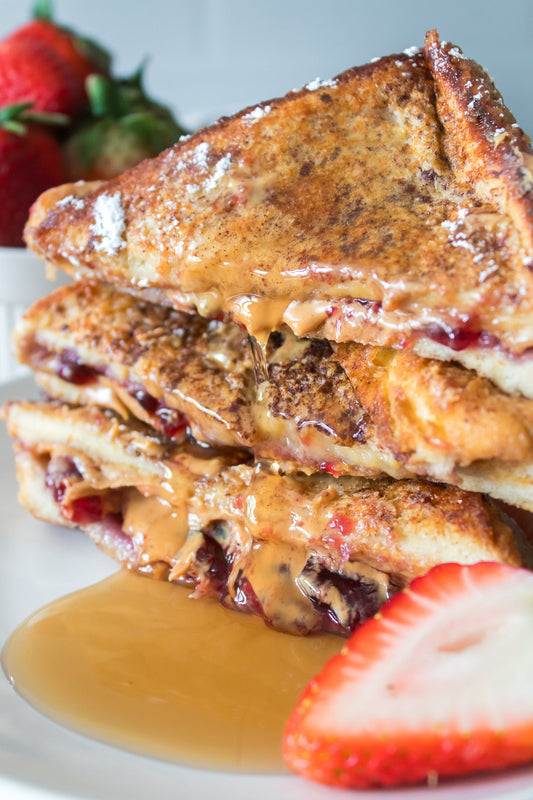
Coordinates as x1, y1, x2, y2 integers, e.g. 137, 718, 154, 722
3, 570, 341, 773
4, 326, 345, 772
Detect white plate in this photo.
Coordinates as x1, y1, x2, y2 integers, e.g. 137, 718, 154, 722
1, 377, 533, 800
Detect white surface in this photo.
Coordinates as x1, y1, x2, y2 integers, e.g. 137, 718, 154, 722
1, 377, 533, 800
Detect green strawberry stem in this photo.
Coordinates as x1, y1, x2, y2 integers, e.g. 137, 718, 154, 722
0, 101, 34, 120
85, 69, 187, 147
86, 74, 126, 118
66, 62, 187, 178
32, 0, 53, 21
0, 101, 68, 135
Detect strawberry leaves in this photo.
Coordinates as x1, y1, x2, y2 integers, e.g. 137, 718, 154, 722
63, 69, 187, 181
0, 2, 187, 244
0, 101, 67, 134
86, 69, 186, 146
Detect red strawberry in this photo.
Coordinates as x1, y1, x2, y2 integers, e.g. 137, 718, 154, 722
0, 105, 65, 246
6, 19, 109, 85
283, 562, 533, 789
0, 37, 84, 117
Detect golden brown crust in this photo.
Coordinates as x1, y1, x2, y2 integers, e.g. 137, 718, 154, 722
14, 282, 533, 511
23, 36, 533, 374
15, 282, 370, 458
16, 281, 255, 449
4, 400, 522, 584
425, 30, 533, 254
333, 342, 533, 470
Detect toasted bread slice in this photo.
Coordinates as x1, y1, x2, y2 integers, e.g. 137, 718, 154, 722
24, 32, 533, 397
2, 399, 522, 635
15, 281, 533, 510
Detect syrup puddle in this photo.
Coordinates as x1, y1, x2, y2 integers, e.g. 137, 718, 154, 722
2, 570, 341, 773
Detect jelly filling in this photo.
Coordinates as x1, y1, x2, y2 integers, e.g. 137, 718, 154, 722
48, 347, 190, 440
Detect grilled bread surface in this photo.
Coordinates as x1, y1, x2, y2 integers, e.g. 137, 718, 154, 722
15, 281, 533, 509
24, 33, 533, 397
3, 399, 522, 634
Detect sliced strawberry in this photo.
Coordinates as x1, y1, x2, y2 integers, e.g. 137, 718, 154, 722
283, 562, 533, 789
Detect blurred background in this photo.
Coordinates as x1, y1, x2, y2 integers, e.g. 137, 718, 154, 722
0, 0, 531, 135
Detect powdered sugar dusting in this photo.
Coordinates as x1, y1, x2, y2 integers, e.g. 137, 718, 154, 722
448, 46, 464, 59
467, 92, 483, 109
441, 207, 475, 251
90, 192, 126, 255
478, 261, 499, 282
429, 39, 525, 156
492, 127, 508, 146
204, 154, 232, 191
191, 142, 210, 170
441, 207, 495, 266
429, 39, 468, 75
403, 46, 420, 57
441, 206, 468, 233
243, 105, 272, 123
305, 77, 337, 92
142, 132, 234, 202
56, 195, 85, 211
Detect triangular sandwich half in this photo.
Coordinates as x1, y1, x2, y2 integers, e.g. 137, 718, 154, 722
24, 31, 533, 397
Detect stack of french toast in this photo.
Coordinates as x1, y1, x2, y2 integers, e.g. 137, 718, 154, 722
4, 30, 533, 636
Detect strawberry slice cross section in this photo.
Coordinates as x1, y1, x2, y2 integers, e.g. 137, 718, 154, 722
283, 561, 533, 789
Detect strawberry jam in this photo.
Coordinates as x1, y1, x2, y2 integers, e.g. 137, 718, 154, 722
57, 350, 98, 385
425, 323, 499, 352
299, 559, 387, 635
125, 382, 188, 439
155, 407, 188, 438
45, 456, 82, 502
194, 527, 234, 594
70, 495, 105, 524
232, 572, 264, 618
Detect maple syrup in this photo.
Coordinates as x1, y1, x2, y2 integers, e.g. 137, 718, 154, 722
2, 570, 341, 773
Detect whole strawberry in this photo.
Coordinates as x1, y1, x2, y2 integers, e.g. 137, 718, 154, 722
63, 70, 187, 181
0, 104, 65, 246
6, 4, 110, 86
0, 37, 84, 117
283, 562, 533, 789
0, 0, 111, 119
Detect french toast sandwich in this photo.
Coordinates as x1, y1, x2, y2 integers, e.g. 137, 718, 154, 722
5, 30, 533, 641
2, 399, 523, 636
24, 31, 533, 398
13, 280, 533, 511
